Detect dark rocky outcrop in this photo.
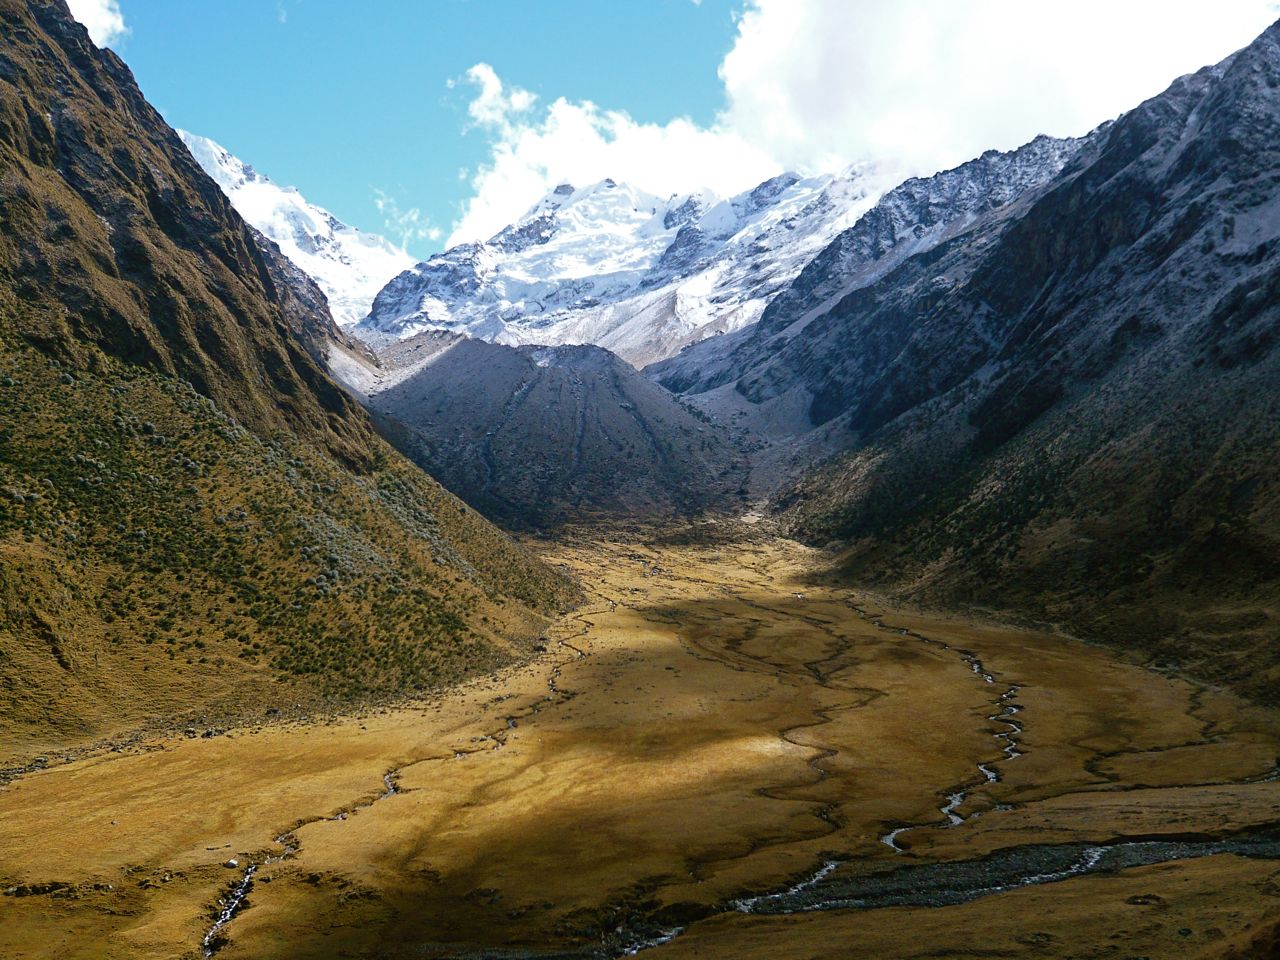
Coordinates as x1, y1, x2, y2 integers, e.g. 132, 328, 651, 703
364, 336, 743, 529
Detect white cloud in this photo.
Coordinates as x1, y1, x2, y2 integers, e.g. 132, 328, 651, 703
448, 0, 1280, 246
447, 65, 780, 245
462, 63, 538, 129
374, 190, 442, 250
720, 0, 1280, 179
66, 0, 128, 48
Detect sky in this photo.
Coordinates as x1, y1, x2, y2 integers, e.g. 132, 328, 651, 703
70, 0, 1280, 259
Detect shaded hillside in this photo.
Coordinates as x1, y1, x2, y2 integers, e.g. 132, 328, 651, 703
0, 0, 574, 752
361, 335, 742, 528
752, 26, 1280, 698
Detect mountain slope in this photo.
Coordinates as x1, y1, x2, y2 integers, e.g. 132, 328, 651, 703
179, 130, 413, 327
712, 26, 1280, 699
648, 134, 1088, 399
357, 167, 893, 366
0, 0, 574, 753
345, 334, 742, 528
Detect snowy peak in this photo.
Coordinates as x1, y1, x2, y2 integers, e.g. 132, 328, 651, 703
517, 178, 664, 223
493, 178, 672, 256
359, 163, 897, 365
178, 130, 413, 327
647, 132, 1088, 397
180, 131, 268, 195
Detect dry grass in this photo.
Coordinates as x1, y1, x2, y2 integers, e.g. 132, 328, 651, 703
0, 336, 574, 762
2, 536, 1279, 958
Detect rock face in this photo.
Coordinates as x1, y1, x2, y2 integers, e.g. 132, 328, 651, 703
663, 23, 1280, 697
354, 335, 742, 529
0, 0, 574, 738
249, 225, 379, 370
356, 166, 895, 367
647, 134, 1089, 399
178, 131, 413, 328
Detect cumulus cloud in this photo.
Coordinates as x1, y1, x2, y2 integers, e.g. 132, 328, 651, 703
448, 0, 1280, 246
446, 65, 779, 245
459, 63, 538, 129
720, 0, 1280, 178
67, 0, 128, 48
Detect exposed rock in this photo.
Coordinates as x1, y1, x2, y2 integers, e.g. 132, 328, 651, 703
358, 334, 743, 528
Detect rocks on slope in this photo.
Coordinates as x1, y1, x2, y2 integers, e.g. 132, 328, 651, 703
357, 166, 894, 367
0, 0, 574, 741
668, 22, 1280, 697
350, 334, 743, 528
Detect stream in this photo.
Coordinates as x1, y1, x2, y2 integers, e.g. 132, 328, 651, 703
721, 609, 1280, 929
201, 763, 406, 956
196, 594, 1280, 959
199, 632, 592, 956
733, 828, 1280, 915
862, 615, 1026, 852
201, 833, 295, 957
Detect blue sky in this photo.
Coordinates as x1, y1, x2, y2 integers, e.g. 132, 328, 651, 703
103, 0, 743, 257
77, 0, 1280, 259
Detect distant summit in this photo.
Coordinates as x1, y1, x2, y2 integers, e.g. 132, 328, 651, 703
356, 165, 899, 366
179, 131, 413, 327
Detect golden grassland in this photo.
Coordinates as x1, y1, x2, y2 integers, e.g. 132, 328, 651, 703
0, 337, 575, 762
1, 534, 1279, 958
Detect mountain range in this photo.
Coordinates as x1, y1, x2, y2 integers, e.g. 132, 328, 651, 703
3, 0, 1277, 743
5, 6, 1280, 960
174, 20, 1280, 704
180, 134, 897, 368
354, 166, 896, 367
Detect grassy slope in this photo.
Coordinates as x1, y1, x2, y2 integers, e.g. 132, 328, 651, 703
0, 1, 577, 756
0, 332, 575, 757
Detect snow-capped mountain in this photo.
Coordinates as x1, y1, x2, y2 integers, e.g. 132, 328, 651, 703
178, 131, 413, 327
357, 165, 899, 366
649, 133, 1089, 399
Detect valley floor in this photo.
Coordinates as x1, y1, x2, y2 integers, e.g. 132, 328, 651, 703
2, 533, 1280, 958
